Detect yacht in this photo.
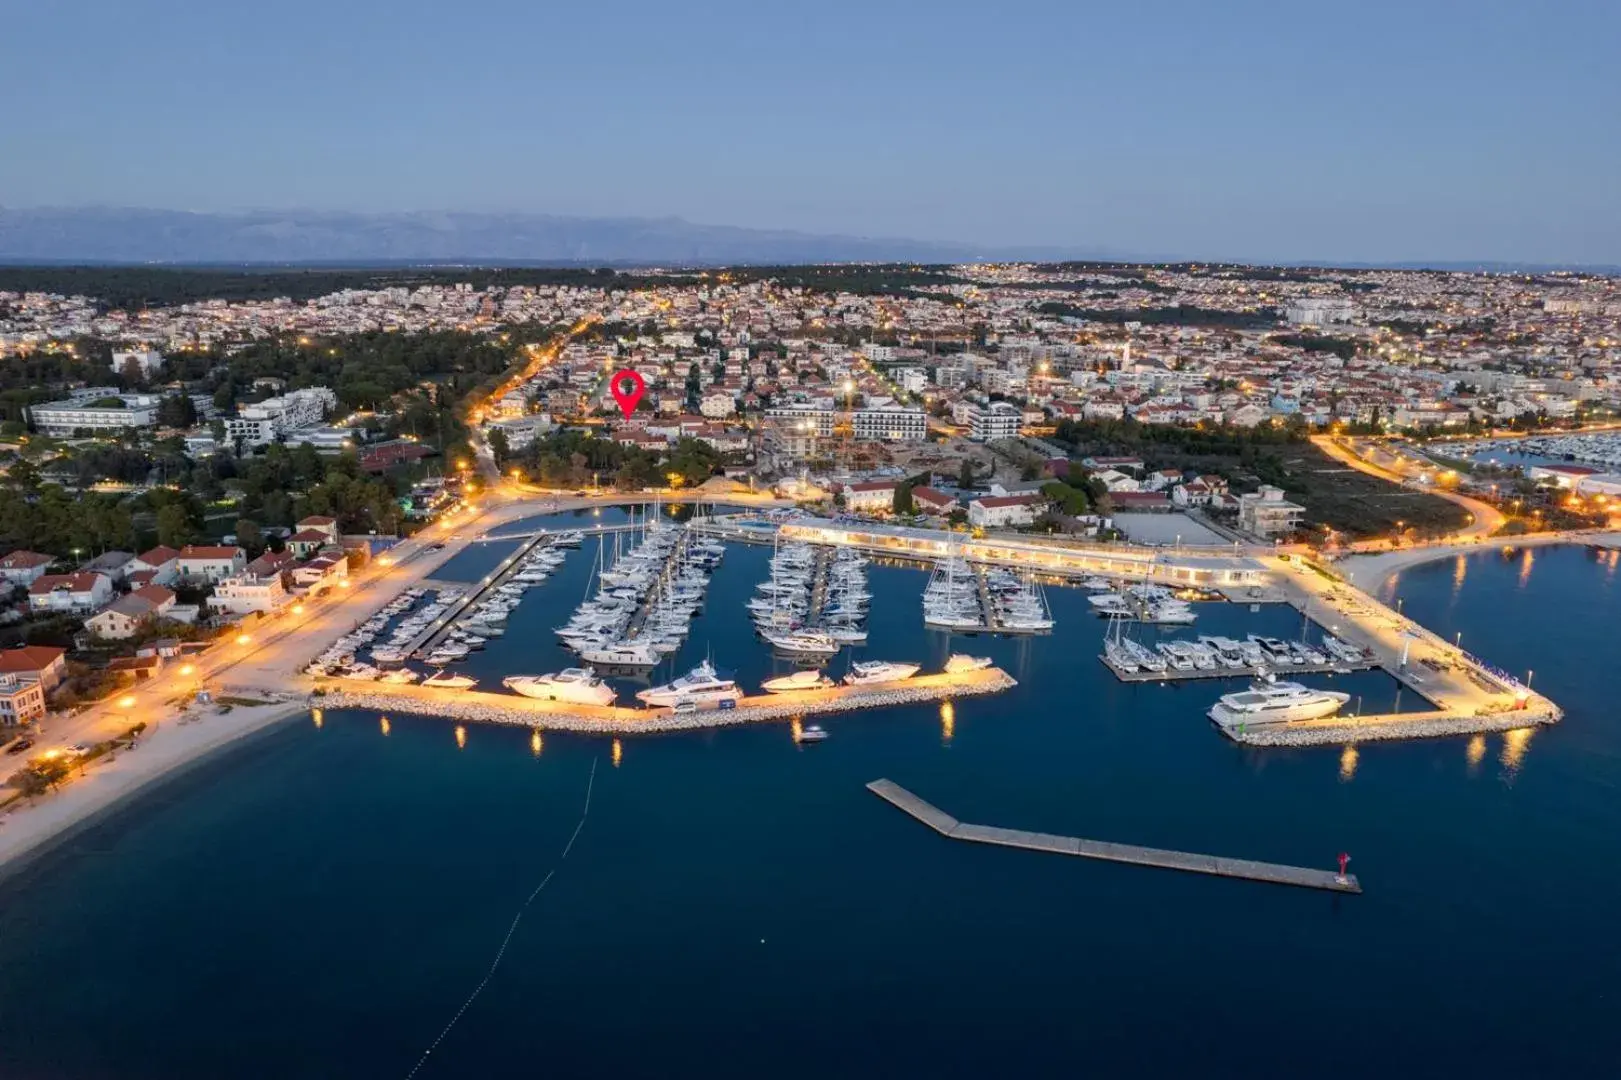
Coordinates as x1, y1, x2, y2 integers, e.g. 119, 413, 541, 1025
378, 668, 421, 684
636, 660, 743, 708
503, 669, 617, 706
843, 660, 921, 686
794, 723, 829, 744
760, 669, 835, 693
1104, 638, 1139, 673
1208, 679, 1351, 729
423, 671, 478, 690
578, 641, 661, 669
944, 654, 993, 674
761, 628, 840, 657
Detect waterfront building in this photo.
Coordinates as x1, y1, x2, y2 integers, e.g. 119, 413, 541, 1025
1237, 485, 1306, 537
206, 572, 289, 616
842, 480, 899, 513
0, 674, 47, 725
0, 645, 67, 692
968, 494, 1044, 528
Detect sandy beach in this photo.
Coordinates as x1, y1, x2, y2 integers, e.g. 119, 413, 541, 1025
0, 698, 309, 881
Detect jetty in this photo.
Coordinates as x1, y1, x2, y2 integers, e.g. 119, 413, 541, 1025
1100, 655, 1379, 683
319, 666, 1017, 735
406, 533, 556, 659
866, 779, 1361, 894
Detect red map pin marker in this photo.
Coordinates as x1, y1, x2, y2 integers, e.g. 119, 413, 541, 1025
608, 370, 646, 418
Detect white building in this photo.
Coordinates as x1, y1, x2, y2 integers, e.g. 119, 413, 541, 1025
842, 481, 898, 513
207, 572, 289, 616
853, 405, 927, 442
225, 387, 338, 447
968, 402, 1022, 442
175, 545, 247, 583
1237, 485, 1306, 537
766, 405, 837, 437
699, 392, 736, 419
487, 414, 553, 452
0, 674, 46, 725
110, 349, 166, 378
967, 494, 1044, 528
893, 367, 930, 393
27, 572, 113, 614
1284, 298, 1357, 326
30, 394, 162, 435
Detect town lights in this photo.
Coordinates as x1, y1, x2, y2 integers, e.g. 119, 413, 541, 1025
119, 695, 137, 709
236, 633, 252, 646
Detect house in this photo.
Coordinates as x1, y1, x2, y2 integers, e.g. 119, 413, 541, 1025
1237, 485, 1306, 537
967, 494, 1045, 528
28, 572, 114, 614
79, 550, 137, 583
0, 674, 47, 725
176, 545, 247, 583
1092, 468, 1141, 493
1143, 469, 1184, 493
206, 572, 289, 616
130, 546, 182, 586
290, 554, 348, 589
247, 550, 297, 579
1172, 479, 1213, 507
0, 644, 67, 692
0, 551, 54, 586
106, 655, 164, 681
842, 481, 898, 513
84, 585, 178, 640
295, 516, 341, 544
911, 486, 957, 516
286, 530, 334, 559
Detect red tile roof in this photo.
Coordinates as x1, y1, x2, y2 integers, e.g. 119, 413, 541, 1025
29, 572, 106, 595
178, 545, 245, 560
0, 645, 66, 673
0, 551, 53, 570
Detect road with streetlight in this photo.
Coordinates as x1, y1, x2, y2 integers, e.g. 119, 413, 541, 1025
1312, 434, 1505, 542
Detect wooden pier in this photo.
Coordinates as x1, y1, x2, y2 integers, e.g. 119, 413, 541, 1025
866, 779, 1362, 894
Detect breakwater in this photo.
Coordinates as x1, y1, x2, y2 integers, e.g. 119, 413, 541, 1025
317, 668, 1017, 736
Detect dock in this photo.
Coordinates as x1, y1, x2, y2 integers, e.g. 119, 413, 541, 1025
320, 667, 1018, 734
1099, 655, 1379, 683
406, 533, 555, 659
866, 779, 1362, 894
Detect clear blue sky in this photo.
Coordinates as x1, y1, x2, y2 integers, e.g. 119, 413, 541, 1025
6, 0, 1618, 264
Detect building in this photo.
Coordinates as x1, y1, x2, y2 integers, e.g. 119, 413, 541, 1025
967, 494, 1045, 528
176, 545, 247, 583
224, 387, 337, 447
968, 402, 1022, 442
911, 486, 958, 516
0, 551, 54, 586
842, 481, 898, 513
28, 572, 113, 614
29, 394, 162, 435
207, 572, 289, 616
129, 546, 181, 586
0, 645, 67, 692
296, 516, 341, 544
699, 392, 736, 419
1284, 298, 1357, 326
79, 550, 136, 583
1237, 485, 1306, 537
111, 349, 166, 378
290, 554, 348, 588
853, 405, 927, 442
0, 674, 46, 725
486, 415, 552, 452
85, 585, 178, 640
765, 405, 838, 437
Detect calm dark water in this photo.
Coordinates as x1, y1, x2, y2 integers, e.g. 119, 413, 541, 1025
2, 537, 1619, 1078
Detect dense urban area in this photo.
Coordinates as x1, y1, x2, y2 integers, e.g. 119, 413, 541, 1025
0, 260, 1615, 749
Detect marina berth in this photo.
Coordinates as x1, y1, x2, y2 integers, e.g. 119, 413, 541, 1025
503, 669, 617, 706
1207, 678, 1352, 730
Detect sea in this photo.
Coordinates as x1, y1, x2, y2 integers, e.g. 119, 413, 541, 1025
1, 513, 1618, 1079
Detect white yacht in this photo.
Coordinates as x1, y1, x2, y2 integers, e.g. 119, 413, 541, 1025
578, 641, 660, 669
760, 669, 835, 693
504, 669, 617, 706
423, 671, 478, 690
843, 660, 921, 686
761, 628, 840, 657
794, 723, 829, 744
636, 660, 743, 707
378, 668, 421, 684
944, 654, 993, 674
1208, 679, 1351, 729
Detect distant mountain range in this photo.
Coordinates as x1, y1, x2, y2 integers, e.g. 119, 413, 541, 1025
0, 207, 1091, 266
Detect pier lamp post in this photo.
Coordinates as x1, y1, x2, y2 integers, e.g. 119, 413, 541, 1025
1526, 670, 1534, 692
1454, 630, 1463, 651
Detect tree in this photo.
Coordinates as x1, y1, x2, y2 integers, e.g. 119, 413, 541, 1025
155, 504, 196, 548
488, 427, 511, 465
119, 357, 146, 388
892, 483, 915, 515
234, 518, 263, 552
957, 459, 977, 491
157, 394, 197, 428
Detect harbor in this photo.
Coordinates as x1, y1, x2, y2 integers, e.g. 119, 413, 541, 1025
866, 780, 1362, 894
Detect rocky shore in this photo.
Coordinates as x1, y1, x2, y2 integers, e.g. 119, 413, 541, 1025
1226, 704, 1561, 747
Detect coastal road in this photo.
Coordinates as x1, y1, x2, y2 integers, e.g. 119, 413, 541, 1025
1312, 434, 1506, 543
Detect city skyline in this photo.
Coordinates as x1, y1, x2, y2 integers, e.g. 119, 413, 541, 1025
5, 0, 1619, 265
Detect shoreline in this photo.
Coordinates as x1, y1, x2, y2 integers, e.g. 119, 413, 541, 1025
0, 699, 309, 883
1336, 532, 1619, 592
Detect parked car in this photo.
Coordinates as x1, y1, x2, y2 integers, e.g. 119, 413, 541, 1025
5, 737, 34, 755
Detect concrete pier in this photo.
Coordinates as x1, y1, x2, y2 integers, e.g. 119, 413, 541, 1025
1100, 655, 1379, 683
408, 533, 555, 659
867, 779, 1362, 894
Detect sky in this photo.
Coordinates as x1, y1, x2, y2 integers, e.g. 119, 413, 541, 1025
5, 0, 1619, 265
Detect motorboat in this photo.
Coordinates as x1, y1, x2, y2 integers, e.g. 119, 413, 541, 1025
944, 654, 993, 674
504, 669, 617, 706
1208, 678, 1351, 729
378, 668, 421, 684
760, 669, 836, 693
423, 671, 477, 690
842, 660, 921, 686
578, 641, 661, 668
794, 723, 829, 744
636, 660, 743, 707
761, 628, 840, 657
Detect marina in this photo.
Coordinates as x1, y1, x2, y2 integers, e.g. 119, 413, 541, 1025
866, 780, 1362, 894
